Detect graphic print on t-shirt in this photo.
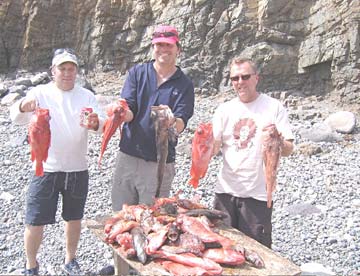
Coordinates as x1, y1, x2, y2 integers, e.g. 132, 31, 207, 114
232, 118, 257, 151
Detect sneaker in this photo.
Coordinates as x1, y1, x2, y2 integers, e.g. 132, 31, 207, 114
22, 263, 39, 275
98, 265, 114, 275
63, 258, 83, 276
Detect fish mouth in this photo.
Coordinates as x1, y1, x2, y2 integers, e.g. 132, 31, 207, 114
167, 232, 179, 242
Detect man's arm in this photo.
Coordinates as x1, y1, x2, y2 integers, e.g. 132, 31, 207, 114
9, 96, 36, 125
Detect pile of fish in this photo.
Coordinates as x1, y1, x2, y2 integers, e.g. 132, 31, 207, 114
103, 194, 265, 275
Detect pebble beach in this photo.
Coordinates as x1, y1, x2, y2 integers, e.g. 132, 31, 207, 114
0, 83, 359, 275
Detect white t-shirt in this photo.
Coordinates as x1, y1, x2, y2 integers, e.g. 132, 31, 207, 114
212, 94, 294, 201
10, 82, 104, 172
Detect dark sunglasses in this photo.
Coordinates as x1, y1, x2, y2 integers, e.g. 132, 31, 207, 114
230, 74, 255, 82
152, 32, 177, 38
54, 48, 76, 56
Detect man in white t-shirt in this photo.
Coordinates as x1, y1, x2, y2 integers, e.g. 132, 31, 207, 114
10, 49, 104, 275
212, 57, 294, 248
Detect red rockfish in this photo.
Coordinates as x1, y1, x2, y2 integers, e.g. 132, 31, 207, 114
99, 99, 129, 167
188, 123, 214, 188
262, 124, 283, 208
28, 108, 51, 176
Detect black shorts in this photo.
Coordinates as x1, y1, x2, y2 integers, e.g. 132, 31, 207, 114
25, 171, 89, 226
214, 193, 272, 248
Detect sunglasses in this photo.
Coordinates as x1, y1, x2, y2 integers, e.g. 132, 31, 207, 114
152, 32, 178, 38
54, 48, 76, 56
230, 74, 255, 82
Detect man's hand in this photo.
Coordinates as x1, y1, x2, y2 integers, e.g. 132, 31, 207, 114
262, 123, 293, 156
19, 97, 37, 113
107, 99, 133, 123
158, 104, 174, 121
158, 105, 185, 134
261, 123, 280, 143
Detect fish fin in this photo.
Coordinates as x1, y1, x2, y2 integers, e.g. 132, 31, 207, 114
44, 147, 49, 162
98, 145, 104, 168
188, 178, 199, 189
168, 127, 177, 143
35, 160, 44, 177
30, 150, 35, 161
118, 124, 123, 137
98, 119, 113, 168
98, 156, 103, 169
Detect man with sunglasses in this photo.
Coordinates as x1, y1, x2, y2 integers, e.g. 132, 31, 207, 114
10, 49, 104, 275
211, 57, 294, 248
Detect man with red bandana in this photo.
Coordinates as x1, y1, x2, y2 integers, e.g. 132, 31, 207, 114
112, 25, 194, 209
97, 25, 194, 276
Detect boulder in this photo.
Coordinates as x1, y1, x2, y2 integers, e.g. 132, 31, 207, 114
299, 122, 342, 143
324, 111, 357, 134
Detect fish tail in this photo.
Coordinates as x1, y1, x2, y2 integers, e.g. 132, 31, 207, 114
155, 156, 166, 197
155, 173, 163, 198
98, 135, 110, 168
188, 177, 199, 189
30, 150, 35, 162
98, 144, 105, 168
98, 154, 103, 169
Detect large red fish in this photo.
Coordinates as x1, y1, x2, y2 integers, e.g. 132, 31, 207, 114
151, 250, 223, 275
188, 123, 214, 188
99, 99, 129, 167
262, 124, 283, 208
203, 248, 245, 266
28, 108, 51, 176
177, 214, 234, 248
156, 260, 210, 276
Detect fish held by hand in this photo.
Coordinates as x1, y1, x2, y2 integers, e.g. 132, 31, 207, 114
28, 108, 51, 176
150, 105, 175, 197
99, 99, 129, 167
262, 124, 283, 208
188, 123, 214, 188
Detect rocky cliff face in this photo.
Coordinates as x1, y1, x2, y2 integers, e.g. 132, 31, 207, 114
0, 0, 359, 103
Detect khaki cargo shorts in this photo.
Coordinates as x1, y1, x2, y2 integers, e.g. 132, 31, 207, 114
112, 151, 175, 211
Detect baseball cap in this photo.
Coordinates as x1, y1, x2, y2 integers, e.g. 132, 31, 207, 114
151, 25, 179, 45
52, 48, 78, 67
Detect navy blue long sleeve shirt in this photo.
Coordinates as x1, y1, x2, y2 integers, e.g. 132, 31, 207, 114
119, 61, 195, 163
